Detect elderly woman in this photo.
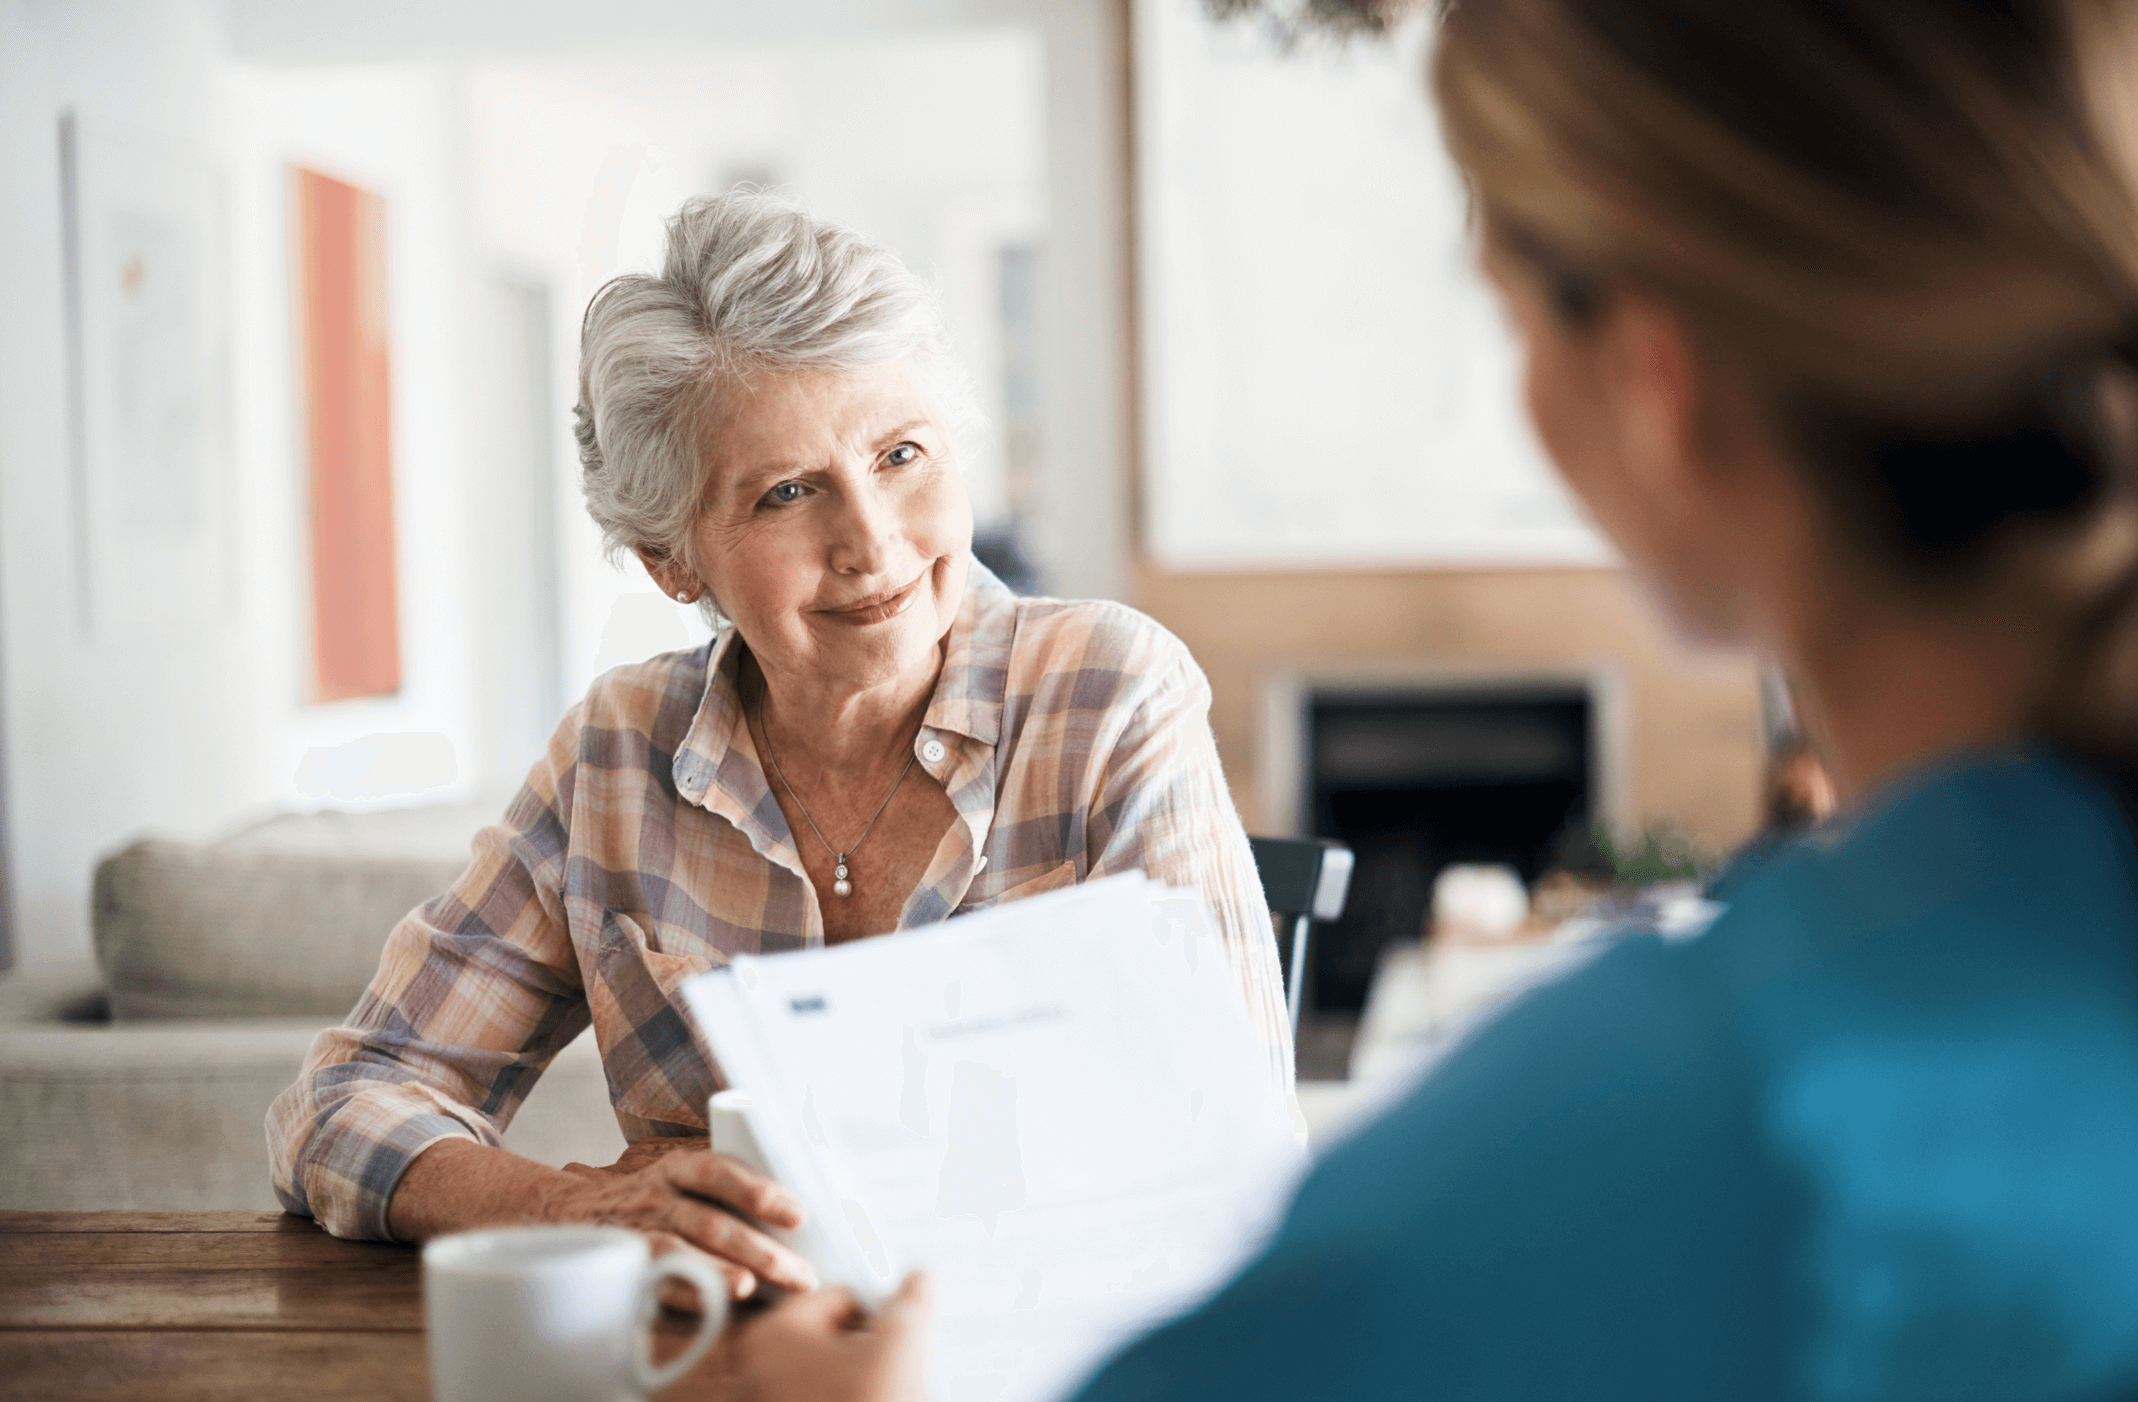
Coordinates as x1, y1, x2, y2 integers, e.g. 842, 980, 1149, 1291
267, 193, 1290, 1297
735, 0, 2138, 1397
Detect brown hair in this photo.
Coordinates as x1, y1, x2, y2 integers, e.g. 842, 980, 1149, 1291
1432, 0, 2138, 754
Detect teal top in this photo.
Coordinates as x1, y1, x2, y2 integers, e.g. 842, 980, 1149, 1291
1074, 747, 2138, 1401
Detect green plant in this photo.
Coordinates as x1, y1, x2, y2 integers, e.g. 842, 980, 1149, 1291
1594, 822, 1713, 887
1203, 0, 1423, 47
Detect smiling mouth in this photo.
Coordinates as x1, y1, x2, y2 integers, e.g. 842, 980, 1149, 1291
818, 571, 928, 626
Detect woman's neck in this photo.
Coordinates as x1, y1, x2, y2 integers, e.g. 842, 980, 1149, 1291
744, 647, 942, 796
1775, 577, 2060, 802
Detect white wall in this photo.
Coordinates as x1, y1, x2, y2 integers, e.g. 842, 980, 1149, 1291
1134, 0, 1608, 571
0, 0, 276, 969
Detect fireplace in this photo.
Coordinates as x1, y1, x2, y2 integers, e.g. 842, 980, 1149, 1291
1259, 666, 1624, 1013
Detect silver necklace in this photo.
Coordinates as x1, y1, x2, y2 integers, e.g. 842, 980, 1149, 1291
753, 702, 920, 900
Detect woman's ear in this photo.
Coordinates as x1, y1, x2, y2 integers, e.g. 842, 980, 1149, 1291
636, 547, 698, 603
1597, 292, 1703, 500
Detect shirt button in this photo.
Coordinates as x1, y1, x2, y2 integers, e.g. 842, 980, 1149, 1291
921, 738, 947, 764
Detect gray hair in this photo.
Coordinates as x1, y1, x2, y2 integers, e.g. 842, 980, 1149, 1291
573, 191, 973, 594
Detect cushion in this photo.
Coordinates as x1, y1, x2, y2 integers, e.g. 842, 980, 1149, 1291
0, 1021, 624, 1208
0, 1018, 332, 1208
93, 839, 466, 1020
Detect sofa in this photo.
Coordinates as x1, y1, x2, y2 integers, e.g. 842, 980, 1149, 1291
0, 804, 623, 1212
0, 804, 1429, 1213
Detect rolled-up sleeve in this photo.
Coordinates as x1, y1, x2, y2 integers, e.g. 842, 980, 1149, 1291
1085, 645, 1297, 1091
266, 725, 592, 1241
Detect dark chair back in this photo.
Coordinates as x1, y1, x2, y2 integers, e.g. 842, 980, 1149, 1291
1248, 837, 1355, 1046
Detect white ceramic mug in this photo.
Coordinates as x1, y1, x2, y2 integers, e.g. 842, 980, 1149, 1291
423, 1225, 726, 1402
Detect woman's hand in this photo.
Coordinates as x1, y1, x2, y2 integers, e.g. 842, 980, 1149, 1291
728, 1271, 932, 1402
386, 1136, 816, 1305
557, 1136, 816, 1300
562, 1133, 714, 1181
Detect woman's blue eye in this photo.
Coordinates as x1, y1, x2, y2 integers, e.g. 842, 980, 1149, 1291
768, 482, 805, 505
887, 443, 920, 467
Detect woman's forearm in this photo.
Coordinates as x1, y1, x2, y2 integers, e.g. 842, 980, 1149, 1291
385, 1136, 592, 1243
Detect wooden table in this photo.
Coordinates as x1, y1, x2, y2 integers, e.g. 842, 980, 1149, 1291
0, 1210, 732, 1401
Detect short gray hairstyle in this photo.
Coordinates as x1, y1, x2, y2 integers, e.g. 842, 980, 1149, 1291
574, 191, 972, 579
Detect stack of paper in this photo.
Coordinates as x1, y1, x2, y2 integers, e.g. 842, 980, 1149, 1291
680, 873, 1304, 1402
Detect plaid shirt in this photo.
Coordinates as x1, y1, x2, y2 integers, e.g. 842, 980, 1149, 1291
268, 562, 1292, 1240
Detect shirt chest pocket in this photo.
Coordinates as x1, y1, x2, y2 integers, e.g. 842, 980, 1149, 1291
956, 860, 1079, 916
588, 910, 719, 1131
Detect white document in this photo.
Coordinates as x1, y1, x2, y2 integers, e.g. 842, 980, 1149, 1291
679, 874, 1304, 1402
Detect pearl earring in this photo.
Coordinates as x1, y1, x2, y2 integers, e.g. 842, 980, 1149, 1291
675, 591, 690, 603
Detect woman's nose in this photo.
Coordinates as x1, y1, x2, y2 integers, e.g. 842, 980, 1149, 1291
825, 480, 899, 576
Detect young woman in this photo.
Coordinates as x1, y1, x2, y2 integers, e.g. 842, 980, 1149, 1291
727, 0, 2138, 1395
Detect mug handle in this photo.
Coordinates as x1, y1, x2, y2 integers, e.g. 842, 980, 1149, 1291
634, 1252, 728, 1394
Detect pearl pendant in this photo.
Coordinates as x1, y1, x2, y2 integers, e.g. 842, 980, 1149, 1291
833, 859, 851, 899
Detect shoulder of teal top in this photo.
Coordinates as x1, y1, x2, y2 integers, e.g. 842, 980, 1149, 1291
1072, 744, 2138, 1402
1074, 918, 1798, 1402
1688, 744, 2138, 1400
1700, 743, 2138, 977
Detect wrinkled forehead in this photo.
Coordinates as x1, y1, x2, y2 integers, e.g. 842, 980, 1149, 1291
693, 356, 945, 499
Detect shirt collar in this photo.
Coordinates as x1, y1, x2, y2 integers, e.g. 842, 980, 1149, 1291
921, 557, 1014, 749
671, 554, 1018, 820
671, 628, 795, 872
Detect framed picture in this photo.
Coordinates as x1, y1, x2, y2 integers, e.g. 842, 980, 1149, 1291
61, 111, 231, 632
293, 165, 401, 703
1132, 0, 1609, 571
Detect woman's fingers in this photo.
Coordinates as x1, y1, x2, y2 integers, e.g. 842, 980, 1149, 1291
674, 1197, 818, 1294
657, 1262, 756, 1308
610, 1135, 710, 1177
667, 1149, 806, 1229
874, 1272, 933, 1401
646, 1230, 756, 1304
568, 1144, 812, 1293
719, 1263, 760, 1302
773, 1284, 867, 1332
730, 1274, 932, 1402
881, 1270, 931, 1327
760, 1275, 928, 1345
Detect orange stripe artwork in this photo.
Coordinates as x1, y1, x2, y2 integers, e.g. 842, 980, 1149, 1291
295, 167, 401, 702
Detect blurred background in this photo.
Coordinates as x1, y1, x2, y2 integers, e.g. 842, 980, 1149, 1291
0, 0, 1772, 1161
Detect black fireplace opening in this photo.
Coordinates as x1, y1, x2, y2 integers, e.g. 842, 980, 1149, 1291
1303, 685, 1593, 1012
